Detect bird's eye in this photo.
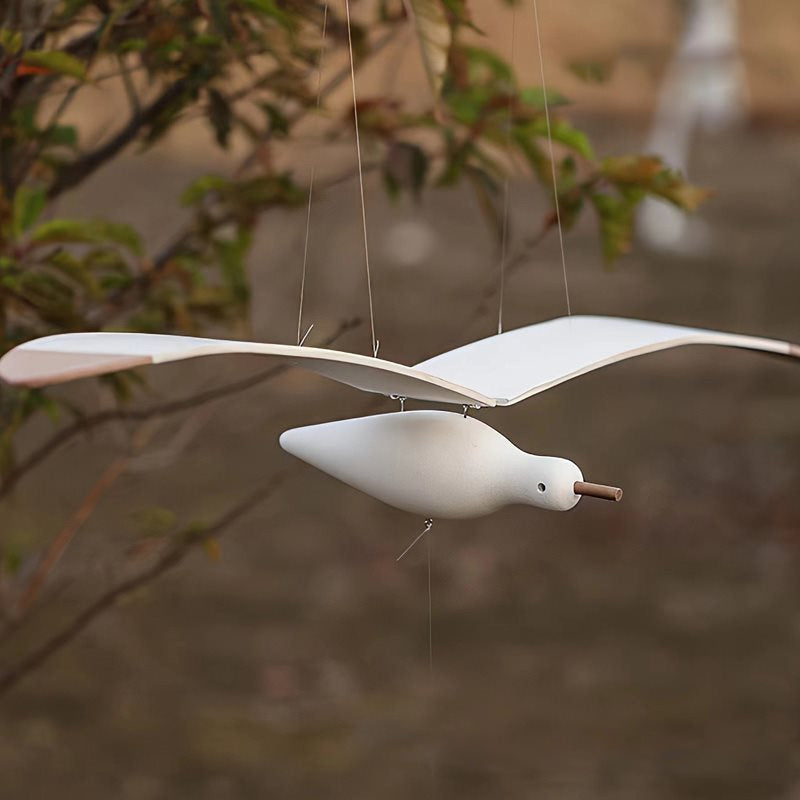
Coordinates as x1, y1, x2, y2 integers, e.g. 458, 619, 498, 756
537, 483, 546, 492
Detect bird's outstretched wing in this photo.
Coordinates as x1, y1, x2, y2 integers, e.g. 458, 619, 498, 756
1, 317, 797, 406
0, 331, 493, 406
414, 316, 799, 404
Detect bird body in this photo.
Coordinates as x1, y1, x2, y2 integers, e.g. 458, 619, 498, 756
279, 410, 584, 518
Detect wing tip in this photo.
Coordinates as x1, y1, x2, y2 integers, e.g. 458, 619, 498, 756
0, 348, 152, 388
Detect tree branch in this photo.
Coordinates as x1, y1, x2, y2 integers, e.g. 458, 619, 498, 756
47, 76, 195, 200
0, 468, 293, 695
14, 418, 163, 617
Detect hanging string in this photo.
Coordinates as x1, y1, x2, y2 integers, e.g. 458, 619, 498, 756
426, 531, 433, 674
297, 4, 329, 345
344, 0, 379, 357
532, 0, 572, 316
497, 5, 517, 335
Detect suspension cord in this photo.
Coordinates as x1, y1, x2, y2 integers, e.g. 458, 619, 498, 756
427, 531, 433, 674
344, 0, 379, 356
532, 0, 572, 316
497, 4, 517, 335
297, 4, 329, 345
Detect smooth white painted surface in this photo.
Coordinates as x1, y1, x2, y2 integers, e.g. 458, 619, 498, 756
0, 331, 494, 407
0, 317, 795, 407
414, 316, 794, 404
280, 410, 583, 518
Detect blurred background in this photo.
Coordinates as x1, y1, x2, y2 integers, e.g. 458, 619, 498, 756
2, 0, 800, 797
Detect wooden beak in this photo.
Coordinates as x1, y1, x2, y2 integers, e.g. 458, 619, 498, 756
574, 481, 623, 502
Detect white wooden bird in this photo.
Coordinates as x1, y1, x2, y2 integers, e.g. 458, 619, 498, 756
1, 315, 797, 519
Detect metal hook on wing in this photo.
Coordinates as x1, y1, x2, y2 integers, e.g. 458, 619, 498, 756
298, 323, 315, 347
396, 518, 433, 562
390, 394, 407, 412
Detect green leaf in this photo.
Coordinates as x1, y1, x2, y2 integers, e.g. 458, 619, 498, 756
30, 219, 143, 255
590, 189, 640, 262
462, 46, 512, 83
45, 125, 78, 148
261, 103, 289, 137
13, 186, 46, 236
438, 132, 470, 185
215, 230, 252, 305
37, 393, 62, 422
2, 547, 22, 577
518, 117, 594, 161
546, 119, 594, 160
0, 28, 22, 55
553, 156, 584, 232
206, 0, 233, 36
118, 38, 148, 53
519, 86, 570, 110
567, 59, 615, 84
656, 180, 712, 212
99, 368, 146, 403
409, 0, 452, 98
445, 85, 493, 125
600, 155, 663, 184
181, 174, 230, 206
512, 126, 547, 180
21, 50, 88, 81
45, 250, 101, 297
131, 506, 177, 538
601, 156, 711, 211
241, 0, 293, 28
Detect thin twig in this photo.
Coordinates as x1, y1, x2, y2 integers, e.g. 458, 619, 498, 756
47, 76, 195, 199
15, 456, 128, 616
0, 468, 293, 695
14, 419, 161, 616
118, 55, 141, 116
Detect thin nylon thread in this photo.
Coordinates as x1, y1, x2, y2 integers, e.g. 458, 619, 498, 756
532, 0, 572, 316
297, 4, 329, 345
427, 531, 433, 674
344, 0, 378, 356
497, 4, 517, 335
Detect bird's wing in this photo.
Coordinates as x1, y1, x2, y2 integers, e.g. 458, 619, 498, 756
0, 332, 494, 407
3, 317, 796, 408
414, 315, 800, 405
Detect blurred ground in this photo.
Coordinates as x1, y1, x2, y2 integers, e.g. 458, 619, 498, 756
2, 1, 800, 798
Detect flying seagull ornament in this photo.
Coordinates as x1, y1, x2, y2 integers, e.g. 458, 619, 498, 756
1, 314, 797, 519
